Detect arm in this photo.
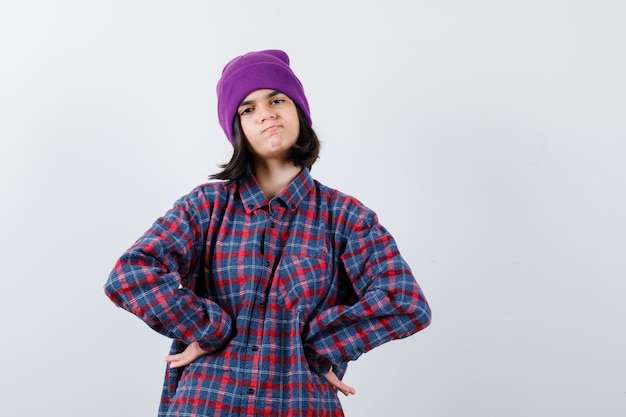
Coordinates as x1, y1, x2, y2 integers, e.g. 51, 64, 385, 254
304, 210, 431, 373
104, 191, 233, 353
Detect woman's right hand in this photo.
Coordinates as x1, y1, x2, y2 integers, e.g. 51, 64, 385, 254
164, 341, 208, 368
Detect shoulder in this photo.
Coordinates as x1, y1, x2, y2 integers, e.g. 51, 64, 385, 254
314, 180, 377, 227
174, 180, 236, 213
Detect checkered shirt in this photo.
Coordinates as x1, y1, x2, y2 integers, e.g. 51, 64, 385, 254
104, 168, 431, 416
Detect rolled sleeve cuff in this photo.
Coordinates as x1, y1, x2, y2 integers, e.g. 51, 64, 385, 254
196, 312, 234, 353
304, 347, 333, 376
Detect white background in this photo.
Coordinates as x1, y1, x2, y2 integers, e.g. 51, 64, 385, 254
1, 1, 625, 416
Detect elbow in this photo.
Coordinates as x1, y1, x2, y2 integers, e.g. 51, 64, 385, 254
399, 286, 432, 334
103, 268, 129, 309
383, 284, 432, 337
413, 298, 432, 331
395, 299, 430, 339
410, 284, 432, 331
103, 274, 117, 299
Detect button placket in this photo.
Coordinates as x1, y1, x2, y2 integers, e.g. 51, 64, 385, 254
262, 210, 274, 269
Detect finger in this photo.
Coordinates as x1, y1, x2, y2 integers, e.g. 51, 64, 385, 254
164, 342, 208, 368
335, 381, 356, 396
164, 351, 191, 366
323, 371, 356, 396
168, 358, 189, 368
164, 353, 188, 365
334, 381, 355, 396
164, 343, 192, 362
164, 353, 181, 362
168, 353, 195, 368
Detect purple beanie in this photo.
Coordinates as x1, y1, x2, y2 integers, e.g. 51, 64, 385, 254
216, 49, 312, 145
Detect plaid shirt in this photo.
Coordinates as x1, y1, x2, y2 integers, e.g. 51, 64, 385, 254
105, 168, 431, 417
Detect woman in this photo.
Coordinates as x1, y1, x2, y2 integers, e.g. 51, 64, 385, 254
105, 49, 431, 417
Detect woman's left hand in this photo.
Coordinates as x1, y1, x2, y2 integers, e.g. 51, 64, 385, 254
323, 369, 356, 396
164, 341, 208, 368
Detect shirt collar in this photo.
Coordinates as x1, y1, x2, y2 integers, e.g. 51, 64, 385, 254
239, 168, 314, 213
278, 168, 314, 211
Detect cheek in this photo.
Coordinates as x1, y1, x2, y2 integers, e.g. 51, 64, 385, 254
286, 123, 300, 144
240, 120, 254, 140
288, 111, 300, 139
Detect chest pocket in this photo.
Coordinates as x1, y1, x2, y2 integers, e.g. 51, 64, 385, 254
275, 254, 330, 312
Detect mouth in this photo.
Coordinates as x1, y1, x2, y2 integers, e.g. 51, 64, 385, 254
262, 125, 280, 134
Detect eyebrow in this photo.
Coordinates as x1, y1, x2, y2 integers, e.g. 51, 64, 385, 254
238, 90, 282, 108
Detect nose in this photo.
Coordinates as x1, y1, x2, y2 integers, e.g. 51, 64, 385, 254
258, 105, 276, 122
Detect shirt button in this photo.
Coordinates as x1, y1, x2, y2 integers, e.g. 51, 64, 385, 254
265, 260, 270, 267
251, 346, 259, 351
258, 302, 265, 309
248, 388, 255, 395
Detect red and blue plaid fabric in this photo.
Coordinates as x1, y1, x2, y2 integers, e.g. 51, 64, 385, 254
105, 169, 431, 416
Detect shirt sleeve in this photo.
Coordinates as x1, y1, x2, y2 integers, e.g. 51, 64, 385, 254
303, 208, 431, 373
104, 190, 233, 352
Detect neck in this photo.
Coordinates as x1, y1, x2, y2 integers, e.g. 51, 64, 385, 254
252, 159, 302, 200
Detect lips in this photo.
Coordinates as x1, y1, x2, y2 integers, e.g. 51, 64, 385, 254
262, 125, 280, 134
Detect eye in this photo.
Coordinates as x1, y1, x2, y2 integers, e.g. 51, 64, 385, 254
239, 106, 253, 116
271, 98, 285, 105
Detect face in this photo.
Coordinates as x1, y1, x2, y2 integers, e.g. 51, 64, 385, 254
237, 89, 300, 163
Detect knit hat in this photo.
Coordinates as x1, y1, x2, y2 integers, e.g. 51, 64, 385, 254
216, 49, 312, 145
